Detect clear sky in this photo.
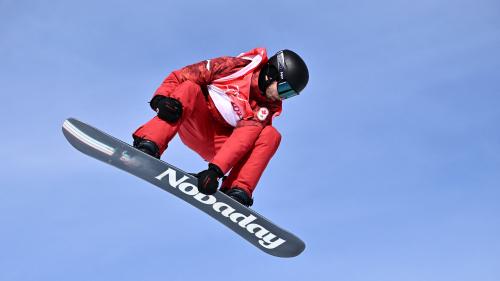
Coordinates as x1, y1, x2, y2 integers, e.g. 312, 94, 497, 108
1, 0, 499, 280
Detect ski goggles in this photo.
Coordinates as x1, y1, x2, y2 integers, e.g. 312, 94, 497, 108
276, 51, 299, 99
277, 81, 299, 99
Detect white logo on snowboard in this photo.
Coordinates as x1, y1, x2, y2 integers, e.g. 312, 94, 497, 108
155, 168, 286, 249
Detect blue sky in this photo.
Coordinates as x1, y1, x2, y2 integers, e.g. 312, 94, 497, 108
1, 0, 499, 280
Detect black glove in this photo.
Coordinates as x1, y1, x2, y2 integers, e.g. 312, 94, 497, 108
151, 96, 183, 123
196, 163, 224, 195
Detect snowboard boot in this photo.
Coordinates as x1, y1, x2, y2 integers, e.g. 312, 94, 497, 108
222, 187, 254, 207
133, 138, 160, 159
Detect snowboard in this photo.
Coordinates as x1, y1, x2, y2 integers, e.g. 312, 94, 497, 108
62, 118, 305, 257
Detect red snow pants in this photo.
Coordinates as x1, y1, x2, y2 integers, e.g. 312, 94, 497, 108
133, 81, 281, 197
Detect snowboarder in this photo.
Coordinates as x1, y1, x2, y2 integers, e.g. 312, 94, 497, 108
132, 48, 309, 207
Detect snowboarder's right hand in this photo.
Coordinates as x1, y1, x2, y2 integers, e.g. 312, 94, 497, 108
196, 163, 224, 195
151, 96, 183, 123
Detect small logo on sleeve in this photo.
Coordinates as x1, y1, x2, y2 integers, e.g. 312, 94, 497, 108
257, 107, 269, 121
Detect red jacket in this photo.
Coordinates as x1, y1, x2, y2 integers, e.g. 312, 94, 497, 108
152, 48, 282, 127
151, 48, 283, 173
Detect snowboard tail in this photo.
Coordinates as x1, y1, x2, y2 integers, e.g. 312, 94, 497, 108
62, 118, 305, 257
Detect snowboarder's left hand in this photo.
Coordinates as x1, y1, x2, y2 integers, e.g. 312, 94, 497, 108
196, 163, 224, 195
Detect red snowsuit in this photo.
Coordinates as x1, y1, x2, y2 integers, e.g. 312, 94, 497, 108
133, 48, 282, 197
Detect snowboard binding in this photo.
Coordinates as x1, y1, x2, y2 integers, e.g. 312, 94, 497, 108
221, 187, 254, 207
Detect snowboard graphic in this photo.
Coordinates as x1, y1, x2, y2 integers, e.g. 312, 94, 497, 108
62, 118, 305, 257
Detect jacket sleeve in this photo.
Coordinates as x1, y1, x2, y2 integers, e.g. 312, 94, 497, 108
210, 72, 283, 172
211, 120, 264, 173
152, 57, 249, 99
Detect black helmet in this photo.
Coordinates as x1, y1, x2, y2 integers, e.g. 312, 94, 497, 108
258, 49, 309, 99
